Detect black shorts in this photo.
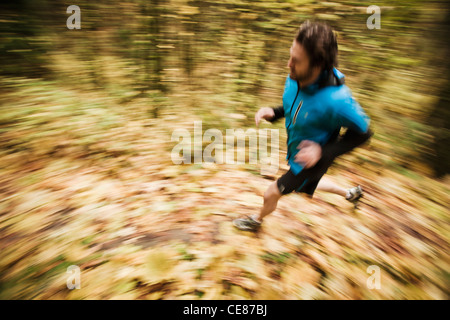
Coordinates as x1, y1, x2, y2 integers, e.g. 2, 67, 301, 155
276, 157, 333, 196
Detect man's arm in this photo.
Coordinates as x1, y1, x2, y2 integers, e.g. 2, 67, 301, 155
295, 127, 373, 169
295, 91, 372, 168
322, 89, 372, 161
267, 106, 285, 123
321, 127, 373, 162
255, 106, 284, 126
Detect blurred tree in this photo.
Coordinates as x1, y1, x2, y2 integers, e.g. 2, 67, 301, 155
425, 2, 450, 177
137, 0, 167, 118
0, 0, 52, 77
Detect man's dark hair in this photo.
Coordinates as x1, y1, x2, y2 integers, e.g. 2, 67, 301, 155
295, 21, 338, 72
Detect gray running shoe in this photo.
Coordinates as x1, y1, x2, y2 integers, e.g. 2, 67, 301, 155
346, 185, 363, 203
233, 216, 261, 232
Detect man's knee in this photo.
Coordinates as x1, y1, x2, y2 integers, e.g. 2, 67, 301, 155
264, 182, 282, 201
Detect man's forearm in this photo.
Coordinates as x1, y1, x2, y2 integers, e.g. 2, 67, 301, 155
268, 106, 285, 123
321, 128, 373, 161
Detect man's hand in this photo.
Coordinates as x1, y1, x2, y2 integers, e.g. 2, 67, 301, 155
294, 140, 322, 168
255, 107, 275, 126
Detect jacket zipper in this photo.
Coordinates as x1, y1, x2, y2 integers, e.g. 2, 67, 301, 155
287, 80, 300, 131
286, 81, 300, 161
293, 100, 303, 124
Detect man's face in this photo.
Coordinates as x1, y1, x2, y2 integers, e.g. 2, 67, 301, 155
287, 40, 314, 82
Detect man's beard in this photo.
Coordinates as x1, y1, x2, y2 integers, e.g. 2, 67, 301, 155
290, 66, 314, 82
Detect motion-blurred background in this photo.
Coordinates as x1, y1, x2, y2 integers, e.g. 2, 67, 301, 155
0, 0, 449, 300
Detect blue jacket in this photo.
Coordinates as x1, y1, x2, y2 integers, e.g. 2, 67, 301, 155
271, 68, 371, 175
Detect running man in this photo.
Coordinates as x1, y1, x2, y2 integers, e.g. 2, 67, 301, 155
233, 21, 373, 232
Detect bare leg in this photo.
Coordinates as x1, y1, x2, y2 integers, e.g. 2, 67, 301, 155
254, 181, 282, 222
316, 176, 347, 197
253, 177, 351, 224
